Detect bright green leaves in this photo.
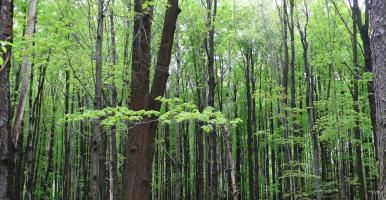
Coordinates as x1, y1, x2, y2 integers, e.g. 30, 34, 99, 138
66, 97, 242, 133
66, 107, 160, 127
0, 40, 12, 70
157, 97, 242, 133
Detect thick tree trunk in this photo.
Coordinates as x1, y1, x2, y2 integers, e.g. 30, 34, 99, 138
122, 0, 180, 198
0, 0, 13, 199
370, 1, 386, 198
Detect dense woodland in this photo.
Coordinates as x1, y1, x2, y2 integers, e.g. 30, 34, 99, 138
0, 0, 386, 199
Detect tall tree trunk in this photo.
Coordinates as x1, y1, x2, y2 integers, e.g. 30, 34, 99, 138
233, 84, 242, 200
92, 0, 104, 199
175, 30, 182, 200
296, 2, 321, 199
352, 11, 366, 200
281, 1, 292, 197
11, 0, 38, 148
370, 1, 386, 198
244, 48, 255, 200
205, 0, 218, 198
41, 90, 57, 198
193, 49, 204, 200
0, 0, 13, 199
109, 1, 118, 199
122, 0, 180, 198
63, 62, 71, 200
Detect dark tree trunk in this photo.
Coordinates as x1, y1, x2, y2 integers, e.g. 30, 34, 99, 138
233, 84, 242, 200
281, 1, 292, 197
296, 3, 321, 198
63, 62, 71, 200
244, 48, 255, 200
41, 91, 57, 198
193, 49, 204, 200
92, 0, 104, 199
109, 1, 118, 199
205, 0, 218, 198
175, 30, 182, 200
0, 0, 13, 199
351, 11, 366, 200
122, 0, 180, 198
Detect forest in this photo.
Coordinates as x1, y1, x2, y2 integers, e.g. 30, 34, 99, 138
0, 0, 386, 199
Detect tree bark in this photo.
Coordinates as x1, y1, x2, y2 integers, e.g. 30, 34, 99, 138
370, 1, 386, 198
351, 10, 366, 200
175, 30, 182, 200
122, 0, 180, 198
244, 48, 255, 200
92, 0, 104, 199
63, 61, 71, 200
205, 0, 218, 198
109, 1, 118, 199
11, 0, 38, 148
0, 0, 13, 199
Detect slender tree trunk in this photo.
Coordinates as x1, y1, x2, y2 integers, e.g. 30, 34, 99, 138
233, 84, 242, 200
175, 30, 182, 200
296, 3, 321, 198
205, 0, 218, 198
244, 48, 255, 200
41, 91, 57, 198
281, 1, 292, 197
11, 0, 38, 148
193, 49, 204, 200
352, 12, 366, 200
25, 58, 35, 200
63, 62, 71, 200
109, 1, 118, 199
92, 0, 104, 199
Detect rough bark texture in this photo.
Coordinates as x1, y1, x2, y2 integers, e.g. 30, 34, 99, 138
370, 0, 386, 198
205, 0, 218, 198
92, 0, 104, 199
122, 0, 180, 199
0, 0, 13, 199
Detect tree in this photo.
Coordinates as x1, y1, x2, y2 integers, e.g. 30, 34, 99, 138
370, 0, 386, 199
92, 0, 105, 199
122, 0, 180, 198
0, 0, 13, 199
